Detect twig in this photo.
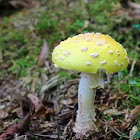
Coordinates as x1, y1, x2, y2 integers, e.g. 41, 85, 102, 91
98, 130, 110, 138
41, 75, 58, 92
98, 118, 136, 139
34, 134, 64, 139
130, 59, 136, 76
0, 98, 10, 103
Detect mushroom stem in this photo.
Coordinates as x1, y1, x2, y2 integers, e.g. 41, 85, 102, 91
73, 72, 104, 136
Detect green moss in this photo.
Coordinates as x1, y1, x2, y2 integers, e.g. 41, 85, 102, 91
58, 70, 71, 83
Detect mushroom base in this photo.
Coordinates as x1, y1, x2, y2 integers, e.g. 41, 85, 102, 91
73, 72, 104, 137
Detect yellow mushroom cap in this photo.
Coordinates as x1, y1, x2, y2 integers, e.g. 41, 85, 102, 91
52, 32, 129, 74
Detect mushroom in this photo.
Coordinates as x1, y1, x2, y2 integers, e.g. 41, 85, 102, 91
52, 33, 129, 137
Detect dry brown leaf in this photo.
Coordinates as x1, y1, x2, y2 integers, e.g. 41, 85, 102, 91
127, 105, 140, 123
130, 104, 140, 115
38, 40, 49, 67
34, 107, 54, 117
11, 107, 23, 118
28, 94, 54, 117
0, 113, 31, 140
28, 94, 42, 111
121, 105, 140, 131
0, 109, 8, 119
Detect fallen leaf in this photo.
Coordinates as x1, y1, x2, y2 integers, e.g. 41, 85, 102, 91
0, 109, 8, 119
38, 40, 49, 67
28, 94, 42, 111
0, 113, 31, 140
121, 105, 140, 131
11, 107, 23, 118
28, 94, 54, 117
127, 105, 140, 123
130, 105, 140, 115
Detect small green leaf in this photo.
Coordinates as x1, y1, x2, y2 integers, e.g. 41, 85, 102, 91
121, 133, 126, 136
121, 83, 129, 91
129, 79, 138, 85
119, 133, 126, 140
133, 24, 140, 30
134, 132, 140, 138
105, 117, 111, 122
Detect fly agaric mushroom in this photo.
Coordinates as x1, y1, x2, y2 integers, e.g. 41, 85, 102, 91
52, 32, 129, 136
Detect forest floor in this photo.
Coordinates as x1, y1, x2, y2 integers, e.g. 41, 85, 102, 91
0, 0, 140, 139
